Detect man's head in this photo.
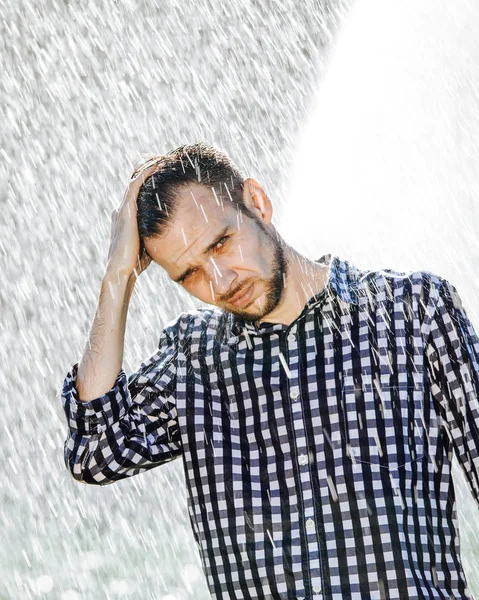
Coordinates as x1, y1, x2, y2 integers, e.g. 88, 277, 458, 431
136, 143, 286, 322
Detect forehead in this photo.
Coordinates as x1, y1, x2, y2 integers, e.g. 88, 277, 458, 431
147, 183, 238, 267
172, 182, 237, 231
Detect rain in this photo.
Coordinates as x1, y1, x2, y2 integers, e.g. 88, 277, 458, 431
2, 0, 479, 598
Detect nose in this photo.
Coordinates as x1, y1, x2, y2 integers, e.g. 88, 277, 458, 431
206, 257, 237, 298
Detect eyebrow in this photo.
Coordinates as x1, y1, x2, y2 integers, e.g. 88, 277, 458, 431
173, 226, 231, 283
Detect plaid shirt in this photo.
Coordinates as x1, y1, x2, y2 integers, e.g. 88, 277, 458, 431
61, 253, 479, 599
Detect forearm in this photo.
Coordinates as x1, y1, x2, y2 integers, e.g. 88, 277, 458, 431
75, 270, 136, 401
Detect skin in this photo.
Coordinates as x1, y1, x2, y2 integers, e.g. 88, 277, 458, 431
143, 178, 329, 327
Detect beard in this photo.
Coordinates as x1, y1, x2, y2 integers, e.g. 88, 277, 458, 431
221, 226, 286, 323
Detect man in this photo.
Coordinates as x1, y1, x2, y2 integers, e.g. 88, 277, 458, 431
61, 143, 479, 599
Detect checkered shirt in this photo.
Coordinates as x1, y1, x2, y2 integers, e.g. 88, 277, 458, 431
61, 253, 479, 599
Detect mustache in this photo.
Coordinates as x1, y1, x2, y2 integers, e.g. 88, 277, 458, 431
220, 277, 256, 303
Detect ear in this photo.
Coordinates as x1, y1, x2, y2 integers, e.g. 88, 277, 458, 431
242, 178, 273, 225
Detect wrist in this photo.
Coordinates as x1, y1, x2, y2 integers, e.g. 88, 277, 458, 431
102, 269, 136, 300
103, 266, 134, 283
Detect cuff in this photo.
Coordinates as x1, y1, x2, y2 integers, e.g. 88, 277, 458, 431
61, 362, 132, 435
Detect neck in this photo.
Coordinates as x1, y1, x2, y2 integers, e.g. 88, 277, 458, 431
257, 244, 329, 327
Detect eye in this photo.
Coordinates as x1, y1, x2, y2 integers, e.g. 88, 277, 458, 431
215, 235, 229, 250
179, 267, 199, 284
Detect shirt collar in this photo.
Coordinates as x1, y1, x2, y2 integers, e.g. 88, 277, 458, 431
323, 252, 364, 307
223, 253, 365, 342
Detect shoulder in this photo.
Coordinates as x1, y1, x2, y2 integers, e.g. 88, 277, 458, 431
160, 306, 230, 343
353, 261, 450, 305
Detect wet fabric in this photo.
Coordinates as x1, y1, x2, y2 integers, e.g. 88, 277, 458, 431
61, 253, 479, 599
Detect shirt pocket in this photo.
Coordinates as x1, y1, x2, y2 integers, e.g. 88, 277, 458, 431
341, 371, 425, 472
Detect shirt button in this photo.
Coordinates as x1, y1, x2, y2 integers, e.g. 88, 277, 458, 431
306, 518, 315, 531
290, 388, 300, 400
298, 453, 308, 466
313, 585, 322, 594
287, 333, 295, 343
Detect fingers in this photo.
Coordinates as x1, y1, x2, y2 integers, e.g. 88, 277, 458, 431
125, 162, 159, 203
129, 161, 159, 185
130, 156, 160, 180
117, 162, 158, 210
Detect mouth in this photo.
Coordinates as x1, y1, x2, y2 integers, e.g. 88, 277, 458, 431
229, 282, 255, 309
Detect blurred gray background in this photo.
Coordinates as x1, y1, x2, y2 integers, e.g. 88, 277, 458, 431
2, 0, 479, 598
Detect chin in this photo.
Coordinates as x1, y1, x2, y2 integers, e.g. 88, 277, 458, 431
234, 297, 275, 322
224, 301, 261, 322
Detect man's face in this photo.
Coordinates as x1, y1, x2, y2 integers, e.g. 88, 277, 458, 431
143, 182, 286, 322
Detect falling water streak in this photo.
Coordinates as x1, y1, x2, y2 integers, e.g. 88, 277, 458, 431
327, 475, 339, 502
200, 204, 209, 223
211, 187, 220, 206
374, 432, 383, 458
184, 151, 195, 170
191, 191, 199, 208
266, 529, 276, 549
210, 257, 223, 279
225, 186, 234, 202
243, 329, 253, 350
278, 351, 292, 379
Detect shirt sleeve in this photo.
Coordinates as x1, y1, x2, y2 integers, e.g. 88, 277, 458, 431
61, 324, 182, 485
426, 276, 479, 506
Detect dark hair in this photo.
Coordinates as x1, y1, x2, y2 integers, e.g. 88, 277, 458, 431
133, 143, 250, 247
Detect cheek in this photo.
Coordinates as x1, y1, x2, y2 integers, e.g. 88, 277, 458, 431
242, 253, 272, 277
184, 279, 213, 302
252, 238, 275, 272
238, 230, 270, 267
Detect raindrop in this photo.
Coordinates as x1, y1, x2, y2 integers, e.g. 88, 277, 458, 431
61, 591, 82, 600
200, 204, 209, 223
211, 187, 220, 206
210, 257, 223, 279
266, 529, 276, 549
278, 352, 292, 378
35, 575, 54, 594
327, 475, 339, 502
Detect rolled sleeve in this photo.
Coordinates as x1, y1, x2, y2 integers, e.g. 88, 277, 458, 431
61, 362, 132, 435
60, 322, 182, 485
426, 276, 479, 505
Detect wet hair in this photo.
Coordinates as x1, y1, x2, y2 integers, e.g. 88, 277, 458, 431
133, 143, 251, 249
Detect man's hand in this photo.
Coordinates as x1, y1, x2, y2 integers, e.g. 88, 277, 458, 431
106, 163, 158, 279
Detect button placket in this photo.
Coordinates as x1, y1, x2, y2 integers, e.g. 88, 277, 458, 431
282, 324, 323, 596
